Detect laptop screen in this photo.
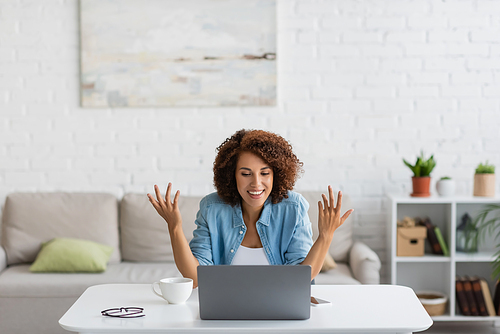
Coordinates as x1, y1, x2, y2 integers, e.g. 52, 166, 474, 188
197, 265, 311, 320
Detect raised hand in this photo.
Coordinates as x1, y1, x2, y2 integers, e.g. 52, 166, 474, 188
147, 183, 182, 231
317, 186, 354, 240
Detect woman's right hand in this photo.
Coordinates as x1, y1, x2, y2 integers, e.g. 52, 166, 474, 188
147, 183, 182, 231
148, 184, 199, 286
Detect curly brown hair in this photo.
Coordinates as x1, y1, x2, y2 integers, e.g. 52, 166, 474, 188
213, 129, 304, 206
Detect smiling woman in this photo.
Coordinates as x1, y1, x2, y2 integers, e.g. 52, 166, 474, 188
147, 129, 353, 288
213, 129, 303, 206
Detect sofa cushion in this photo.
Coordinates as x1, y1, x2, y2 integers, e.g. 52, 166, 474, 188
30, 238, 114, 273
320, 252, 337, 272
1, 192, 120, 265
313, 263, 360, 285
0, 297, 76, 334
0, 262, 182, 298
349, 241, 381, 284
0, 262, 356, 299
120, 193, 201, 262
300, 191, 354, 262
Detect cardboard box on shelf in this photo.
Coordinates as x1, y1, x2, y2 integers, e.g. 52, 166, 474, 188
397, 226, 427, 256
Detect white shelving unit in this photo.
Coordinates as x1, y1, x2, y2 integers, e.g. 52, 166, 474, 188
387, 194, 500, 324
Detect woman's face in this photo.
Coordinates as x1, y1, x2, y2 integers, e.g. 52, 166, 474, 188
235, 151, 273, 212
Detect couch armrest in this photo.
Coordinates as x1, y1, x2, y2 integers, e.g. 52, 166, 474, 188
349, 241, 381, 284
0, 245, 7, 273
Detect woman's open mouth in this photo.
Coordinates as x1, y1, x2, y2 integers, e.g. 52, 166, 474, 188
248, 190, 265, 199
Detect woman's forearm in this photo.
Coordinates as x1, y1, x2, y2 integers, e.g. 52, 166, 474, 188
300, 235, 333, 280
169, 226, 200, 288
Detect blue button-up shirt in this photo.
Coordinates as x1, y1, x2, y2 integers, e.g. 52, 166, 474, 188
189, 191, 313, 266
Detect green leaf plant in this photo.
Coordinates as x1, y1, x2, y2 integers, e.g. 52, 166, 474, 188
475, 161, 495, 174
403, 151, 436, 177
474, 204, 500, 280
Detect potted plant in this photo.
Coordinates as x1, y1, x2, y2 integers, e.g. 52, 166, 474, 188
403, 151, 436, 197
473, 161, 496, 197
474, 204, 500, 279
436, 176, 455, 197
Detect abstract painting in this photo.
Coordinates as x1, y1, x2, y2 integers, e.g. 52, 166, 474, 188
80, 0, 276, 107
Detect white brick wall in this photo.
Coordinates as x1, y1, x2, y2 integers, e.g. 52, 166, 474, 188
1, 0, 500, 283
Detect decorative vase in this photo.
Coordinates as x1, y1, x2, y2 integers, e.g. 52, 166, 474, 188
456, 229, 478, 253
411, 176, 431, 197
456, 213, 478, 253
436, 179, 455, 197
473, 173, 495, 197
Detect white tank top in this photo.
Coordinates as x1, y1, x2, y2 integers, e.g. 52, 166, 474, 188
231, 245, 270, 265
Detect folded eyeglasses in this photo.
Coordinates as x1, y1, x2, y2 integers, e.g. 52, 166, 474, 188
101, 307, 145, 318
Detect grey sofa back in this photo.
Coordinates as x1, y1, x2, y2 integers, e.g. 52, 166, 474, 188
120, 193, 202, 262
1, 192, 120, 265
120, 191, 354, 263
0, 191, 355, 266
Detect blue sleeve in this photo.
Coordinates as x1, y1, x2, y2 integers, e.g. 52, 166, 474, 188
284, 194, 313, 265
188, 200, 214, 266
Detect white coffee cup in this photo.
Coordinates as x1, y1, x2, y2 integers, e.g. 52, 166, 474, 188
152, 277, 193, 304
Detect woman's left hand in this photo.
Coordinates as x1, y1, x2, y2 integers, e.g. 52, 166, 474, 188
317, 186, 354, 240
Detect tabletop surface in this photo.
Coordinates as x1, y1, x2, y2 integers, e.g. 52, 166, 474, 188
59, 283, 433, 333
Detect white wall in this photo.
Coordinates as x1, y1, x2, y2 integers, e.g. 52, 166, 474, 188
1, 0, 500, 282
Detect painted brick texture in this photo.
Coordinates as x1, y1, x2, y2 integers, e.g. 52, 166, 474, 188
1, 0, 500, 282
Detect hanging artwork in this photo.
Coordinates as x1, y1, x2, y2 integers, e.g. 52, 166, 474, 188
80, 0, 276, 107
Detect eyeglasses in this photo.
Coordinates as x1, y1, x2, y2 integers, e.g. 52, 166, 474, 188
101, 307, 145, 318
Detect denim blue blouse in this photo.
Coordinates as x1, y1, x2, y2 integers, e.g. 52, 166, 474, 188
189, 191, 313, 266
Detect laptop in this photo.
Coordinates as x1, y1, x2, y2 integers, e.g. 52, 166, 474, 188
197, 265, 311, 320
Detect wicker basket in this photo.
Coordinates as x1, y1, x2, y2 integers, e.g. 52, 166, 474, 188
416, 291, 448, 316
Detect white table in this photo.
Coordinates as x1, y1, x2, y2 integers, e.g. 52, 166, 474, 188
59, 284, 432, 334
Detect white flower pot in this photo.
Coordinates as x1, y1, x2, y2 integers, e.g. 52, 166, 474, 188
436, 179, 455, 197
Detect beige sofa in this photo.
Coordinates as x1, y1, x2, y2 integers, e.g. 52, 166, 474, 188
0, 191, 380, 334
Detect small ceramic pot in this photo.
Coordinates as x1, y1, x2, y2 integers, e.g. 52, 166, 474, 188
411, 177, 431, 197
436, 179, 456, 197
473, 174, 495, 197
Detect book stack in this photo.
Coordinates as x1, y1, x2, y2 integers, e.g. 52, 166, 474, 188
417, 217, 449, 256
455, 276, 497, 316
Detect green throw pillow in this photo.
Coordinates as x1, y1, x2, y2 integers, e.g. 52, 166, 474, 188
30, 237, 114, 273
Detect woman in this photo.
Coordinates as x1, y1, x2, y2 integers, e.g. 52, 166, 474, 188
148, 129, 353, 288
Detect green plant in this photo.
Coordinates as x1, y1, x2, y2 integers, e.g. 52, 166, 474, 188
476, 161, 495, 174
403, 151, 436, 177
474, 204, 500, 280
440, 176, 452, 180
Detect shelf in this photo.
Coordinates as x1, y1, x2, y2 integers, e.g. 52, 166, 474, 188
388, 194, 500, 204
455, 251, 496, 262
388, 194, 500, 325
396, 255, 451, 263
455, 197, 500, 203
